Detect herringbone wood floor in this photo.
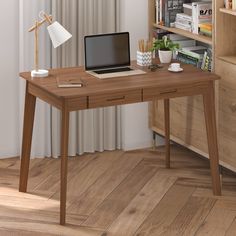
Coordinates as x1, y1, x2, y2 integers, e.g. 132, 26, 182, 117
0, 145, 236, 236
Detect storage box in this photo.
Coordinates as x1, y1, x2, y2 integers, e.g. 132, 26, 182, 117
137, 51, 152, 66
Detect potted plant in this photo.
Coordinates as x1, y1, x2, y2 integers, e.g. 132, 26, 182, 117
152, 36, 179, 63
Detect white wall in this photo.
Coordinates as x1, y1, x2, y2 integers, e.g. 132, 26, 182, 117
119, 0, 153, 150
0, 1, 20, 157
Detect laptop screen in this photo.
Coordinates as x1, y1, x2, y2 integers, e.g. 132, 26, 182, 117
84, 32, 130, 71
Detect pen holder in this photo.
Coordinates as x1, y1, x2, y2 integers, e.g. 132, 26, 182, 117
137, 51, 152, 66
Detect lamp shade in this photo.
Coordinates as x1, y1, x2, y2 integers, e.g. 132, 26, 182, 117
47, 21, 72, 48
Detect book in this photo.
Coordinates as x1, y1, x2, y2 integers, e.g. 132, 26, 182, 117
177, 51, 200, 67
167, 33, 189, 40
173, 39, 196, 48
181, 45, 207, 60
56, 74, 83, 88
192, 2, 212, 34
201, 48, 212, 71
175, 21, 192, 31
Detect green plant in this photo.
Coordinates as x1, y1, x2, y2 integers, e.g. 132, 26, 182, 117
152, 36, 179, 51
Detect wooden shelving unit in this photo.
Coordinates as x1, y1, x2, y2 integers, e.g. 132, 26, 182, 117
154, 24, 213, 45
149, 0, 236, 172
219, 7, 236, 16
217, 56, 236, 65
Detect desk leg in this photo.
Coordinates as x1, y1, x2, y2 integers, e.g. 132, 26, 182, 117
164, 99, 170, 168
19, 82, 36, 192
60, 105, 69, 225
203, 82, 221, 196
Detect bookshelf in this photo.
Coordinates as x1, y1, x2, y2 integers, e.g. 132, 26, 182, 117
148, 0, 236, 172
218, 56, 236, 65
219, 7, 236, 16
154, 23, 212, 45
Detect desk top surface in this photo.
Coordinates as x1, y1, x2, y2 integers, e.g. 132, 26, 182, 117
20, 62, 219, 99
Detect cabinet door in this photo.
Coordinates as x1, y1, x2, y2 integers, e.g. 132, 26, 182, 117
149, 96, 208, 156
216, 59, 236, 170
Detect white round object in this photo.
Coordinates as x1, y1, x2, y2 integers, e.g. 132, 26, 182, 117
31, 69, 49, 77
168, 67, 183, 72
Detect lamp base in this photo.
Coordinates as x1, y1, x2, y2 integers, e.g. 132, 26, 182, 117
31, 69, 49, 77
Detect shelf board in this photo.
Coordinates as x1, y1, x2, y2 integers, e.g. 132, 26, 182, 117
153, 24, 212, 45
218, 56, 236, 65
219, 8, 236, 16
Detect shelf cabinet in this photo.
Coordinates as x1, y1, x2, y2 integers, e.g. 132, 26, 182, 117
148, 0, 236, 172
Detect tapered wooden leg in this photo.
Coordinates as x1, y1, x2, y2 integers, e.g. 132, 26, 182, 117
19, 82, 36, 192
203, 82, 221, 196
164, 99, 170, 168
60, 105, 70, 225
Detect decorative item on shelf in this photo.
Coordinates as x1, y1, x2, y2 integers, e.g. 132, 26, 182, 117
152, 35, 179, 63
225, 0, 233, 9
232, 0, 236, 9
29, 11, 72, 77
137, 39, 152, 66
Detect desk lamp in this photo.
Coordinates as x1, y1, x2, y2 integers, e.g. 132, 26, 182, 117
29, 11, 72, 77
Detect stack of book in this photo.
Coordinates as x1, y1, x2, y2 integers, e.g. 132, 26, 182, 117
174, 13, 192, 32
177, 45, 207, 68
155, 0, 184, 27
191, 2, 212, 35
178, 2, 212, 35
201, 48, 212, 71
199, 23, 212, 37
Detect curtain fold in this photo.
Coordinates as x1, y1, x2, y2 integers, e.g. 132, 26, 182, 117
51, 0, 121, 157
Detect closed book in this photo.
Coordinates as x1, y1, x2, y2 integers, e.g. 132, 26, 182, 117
177, 52, 199, 67
56, 74, 83, 88
167, 33, 189, 41
175, 22, 192, 31
182, 46, 207, 59
173, 39, 196, 48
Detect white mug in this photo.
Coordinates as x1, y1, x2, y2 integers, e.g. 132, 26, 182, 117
170, 63, 180, 71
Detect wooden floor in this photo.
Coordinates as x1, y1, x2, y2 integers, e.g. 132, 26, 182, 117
1, 145, 236, 236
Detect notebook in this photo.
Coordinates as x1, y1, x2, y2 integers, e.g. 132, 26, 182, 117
56, 74, 83, 88
84, 32, 145, 79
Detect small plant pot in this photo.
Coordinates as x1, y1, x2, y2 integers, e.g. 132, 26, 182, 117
158, 50, 172, 64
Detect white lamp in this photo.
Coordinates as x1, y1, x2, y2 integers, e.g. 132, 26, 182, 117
29, 11, 72, 77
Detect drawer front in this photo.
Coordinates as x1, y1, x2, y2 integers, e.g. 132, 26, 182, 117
88, 89, 142, 108
143, 84, 207, 101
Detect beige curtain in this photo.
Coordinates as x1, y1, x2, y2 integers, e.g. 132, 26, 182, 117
51, 0, 121, 157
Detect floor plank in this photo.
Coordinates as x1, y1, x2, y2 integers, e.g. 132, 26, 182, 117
135, 185, 195, 236
51, 151, 123, 201
0, 145, 236, 235
82, 161, 158, 229
105, 172, 176, 236
195, 200, 236, 236
67, 151, 143, 215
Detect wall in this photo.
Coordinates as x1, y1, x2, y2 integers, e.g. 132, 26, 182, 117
0, 1, 20, 157
119, 0, 153, 150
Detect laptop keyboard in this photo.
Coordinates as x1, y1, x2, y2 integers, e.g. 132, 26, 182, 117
94, 67, 133, 74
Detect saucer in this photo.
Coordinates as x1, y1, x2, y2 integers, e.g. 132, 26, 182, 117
168, 67, 183, 72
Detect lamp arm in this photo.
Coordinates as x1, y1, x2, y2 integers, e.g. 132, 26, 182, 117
28, 14, 52, 32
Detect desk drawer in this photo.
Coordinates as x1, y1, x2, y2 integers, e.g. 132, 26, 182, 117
143, 84, 206, 101
88, 89, 142, 108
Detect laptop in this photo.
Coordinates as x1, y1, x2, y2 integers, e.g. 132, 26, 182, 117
84, 32, 145, 79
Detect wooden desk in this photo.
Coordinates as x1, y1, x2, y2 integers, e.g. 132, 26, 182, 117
19, 63, 221, 225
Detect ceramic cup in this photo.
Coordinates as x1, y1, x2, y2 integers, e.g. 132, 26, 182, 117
169, 63, 180, 71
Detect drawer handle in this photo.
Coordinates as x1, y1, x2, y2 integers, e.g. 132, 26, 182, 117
230, 103, 236, 112
107, 96, 125, 102
160, 89, 177, 95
